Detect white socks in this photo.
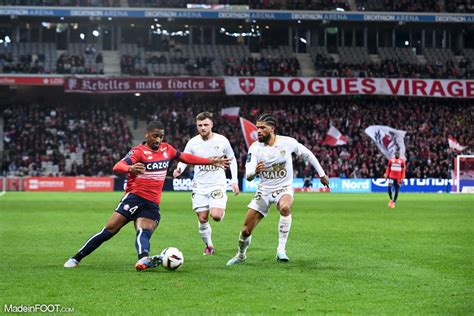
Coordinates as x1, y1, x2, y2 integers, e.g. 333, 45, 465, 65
198, 222, 213, 246
238, 232, 251, 256
277, 214, 292, 252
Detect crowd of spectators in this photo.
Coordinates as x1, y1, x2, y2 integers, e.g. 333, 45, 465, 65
56, 53, 103, 75
314, 54, 474, 79
136, 95, 472, 180
2, 102, 132, 177
0, 53, 46, 74
2, 95, 472, 180
225, 56, 300, 76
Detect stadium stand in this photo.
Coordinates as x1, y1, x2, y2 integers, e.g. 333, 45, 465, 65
1, 0, 471, 12
1, 0, 120, 6
2, 103, 132, 177
0, 37, 470, 78
3, 96, 472, 179
310, 46, 473, 79
356, 0, 440, 12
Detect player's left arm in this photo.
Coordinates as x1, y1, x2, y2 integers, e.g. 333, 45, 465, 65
295, 142, 329, 187
400, 160, 406, 184
224, 139, 240, 195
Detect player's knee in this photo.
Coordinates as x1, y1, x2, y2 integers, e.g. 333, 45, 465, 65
279, 205, 291, 216
210, 212, 224, 222
105, 225, 120, 235
198, 217, 208, 224
241, 226, 252, 238
211, 215, 223, 222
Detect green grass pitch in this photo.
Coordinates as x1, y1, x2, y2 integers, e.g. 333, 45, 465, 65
0, 192, 473, 314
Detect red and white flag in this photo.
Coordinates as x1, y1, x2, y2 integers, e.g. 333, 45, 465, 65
323, 126, 347, 146
240, 117, 258, 148
448, 136, 467, 152
365, 125, 407, 159
220, 107, 240, 119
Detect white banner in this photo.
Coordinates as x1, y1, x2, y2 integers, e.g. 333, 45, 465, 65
224, 77, 474, 98
364, 125, 406, 159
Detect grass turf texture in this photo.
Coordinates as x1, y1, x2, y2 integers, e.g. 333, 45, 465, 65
0, 192, 472, 315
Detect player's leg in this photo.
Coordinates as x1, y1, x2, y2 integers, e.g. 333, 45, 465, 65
393, 180, 400, 206
201, 188, 228, 255
387, 179, 394, 207
64, 212, 128, 268
196, 209, 214, 255
227, 191, 268, 265
276, 194, 294, 262
209, 207, 225, 222
227, 208, 263, 265
209, 188, 227, 222
135, 217, 158, 259
134, 216, 161, 271
193, 191, 215, 254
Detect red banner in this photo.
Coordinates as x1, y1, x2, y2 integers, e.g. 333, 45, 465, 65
225, 77, 474, 98
24, 177, 114, 192
64, 76, 224, 93
0, 75, 64, 86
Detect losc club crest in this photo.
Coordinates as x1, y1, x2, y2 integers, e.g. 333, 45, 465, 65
239, 78, 256, 94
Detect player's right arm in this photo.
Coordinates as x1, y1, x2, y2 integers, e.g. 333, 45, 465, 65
245, 145, 264, 181
173, 141, 192, 178
113, 148, 145, 175
385, 159, 392, 179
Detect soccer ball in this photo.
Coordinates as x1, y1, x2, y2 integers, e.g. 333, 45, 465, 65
160, 247, 184, 271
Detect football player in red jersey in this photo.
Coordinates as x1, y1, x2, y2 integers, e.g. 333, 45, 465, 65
385, 150, 406, 208
64, 121, 229, 270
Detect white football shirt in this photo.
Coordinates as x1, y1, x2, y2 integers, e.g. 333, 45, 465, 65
177, 133, 238, 186
246, 135, 325, 191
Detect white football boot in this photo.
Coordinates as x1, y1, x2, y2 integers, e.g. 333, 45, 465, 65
276, 250, 289, 262
226, 253, 246, 266
64, 258, 79, 268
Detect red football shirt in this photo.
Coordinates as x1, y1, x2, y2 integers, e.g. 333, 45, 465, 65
385, 158, 406, 181
121, 142, 179, 204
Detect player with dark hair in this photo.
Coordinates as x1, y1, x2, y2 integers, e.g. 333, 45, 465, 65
64, 121, 229, 271
227, 113, 329, 265
385, 150, 406, 208
173, 111, 239, 256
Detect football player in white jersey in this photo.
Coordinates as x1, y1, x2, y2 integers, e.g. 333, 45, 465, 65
227, 113, 329, 265
173, 112, 239, 255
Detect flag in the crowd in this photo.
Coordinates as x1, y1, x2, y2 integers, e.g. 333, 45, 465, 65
240, 117, 258, 148
220, 107, 240, 119
323, 126, 347, 146
448, 136, 467, 152
364, 125, 406, 159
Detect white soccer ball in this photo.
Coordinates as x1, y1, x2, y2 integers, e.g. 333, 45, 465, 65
160, 247, 184, 271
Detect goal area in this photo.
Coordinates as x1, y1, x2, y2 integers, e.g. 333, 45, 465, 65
453, 155, 474, 193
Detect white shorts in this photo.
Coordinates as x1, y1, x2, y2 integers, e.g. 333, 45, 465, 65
192, 186, 228, 212
247, 186, 294, 217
